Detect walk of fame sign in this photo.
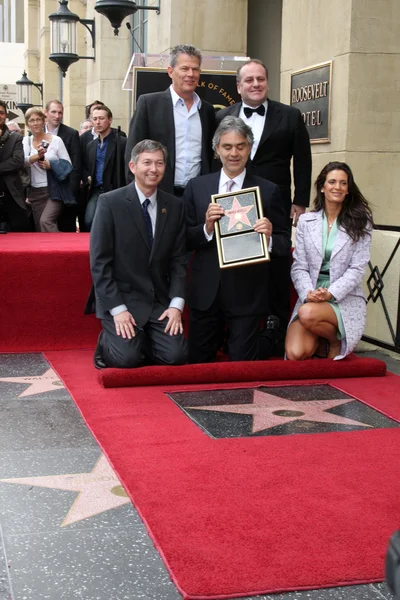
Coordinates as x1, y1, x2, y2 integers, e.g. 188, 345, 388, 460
211, 186, 270, 268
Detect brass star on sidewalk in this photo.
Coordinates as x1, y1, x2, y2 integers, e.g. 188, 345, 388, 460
0, 368, 64, 397
0, 455, 130, 526
189, 389, 371, 433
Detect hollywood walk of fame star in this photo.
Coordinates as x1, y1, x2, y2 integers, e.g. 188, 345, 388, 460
189, 389, 371, 433
0, 368, 64, 397
0, 455, 130, 527
224, 196, 254, 231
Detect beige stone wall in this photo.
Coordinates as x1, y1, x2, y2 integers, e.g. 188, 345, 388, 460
147, 0, 248, 55
247, 0, 282, 101
281, 0, 400, 225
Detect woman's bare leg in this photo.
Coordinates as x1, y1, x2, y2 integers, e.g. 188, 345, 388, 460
298, 303, 341, 358
285, 319, 319, 360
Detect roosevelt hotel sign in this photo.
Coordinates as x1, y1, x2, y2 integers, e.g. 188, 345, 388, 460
290, 61, 332, 144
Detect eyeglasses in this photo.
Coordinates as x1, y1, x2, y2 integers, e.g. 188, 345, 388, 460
27, 118, 43, 124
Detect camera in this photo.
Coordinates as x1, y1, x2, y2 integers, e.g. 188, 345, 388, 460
39, 139, 49, 161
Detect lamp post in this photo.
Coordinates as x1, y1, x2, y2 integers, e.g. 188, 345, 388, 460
94, 0, 161, 36
49, 0, 95, 78
15, 71, 44, 114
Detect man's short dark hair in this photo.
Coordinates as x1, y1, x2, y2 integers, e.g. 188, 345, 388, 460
45, 99, 63, 111
89, 100, 104, 111
130, 139, 168, 164
92, 105, 112, 119
0, 100, 7, 115
170, 44, 202, 68
236, 59, 269, 84
212, 116, 254, 151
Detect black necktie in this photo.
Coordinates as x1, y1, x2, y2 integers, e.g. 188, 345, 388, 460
243, 105, 265, 118
142, 198, 153, 248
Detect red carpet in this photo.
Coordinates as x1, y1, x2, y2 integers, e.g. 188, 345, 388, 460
99, 355, 386, 387
45, 349, 400, 599
0, 234, 100, 351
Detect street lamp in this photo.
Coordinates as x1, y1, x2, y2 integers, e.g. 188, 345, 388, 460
15, 71, 44, 114
49, 0, 95, 77
94, 0, 161, 36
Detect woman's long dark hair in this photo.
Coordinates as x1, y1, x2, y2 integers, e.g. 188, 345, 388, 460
313, 162, 373, 241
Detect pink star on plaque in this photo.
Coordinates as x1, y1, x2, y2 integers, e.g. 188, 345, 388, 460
0, 455, 130, 526
224, 196, 254, 231
0, 368, 64, 397
189, 389, 371, 433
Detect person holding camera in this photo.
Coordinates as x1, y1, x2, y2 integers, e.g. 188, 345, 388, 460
23, 107, 71, 232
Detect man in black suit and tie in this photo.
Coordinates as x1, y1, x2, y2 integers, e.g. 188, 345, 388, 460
83, 105, 126, 231
125, 44, 215, 197
44, 100, 82, 232
90, 139, 187, 369
185, 116, 291, 363
216, 59, 312, 345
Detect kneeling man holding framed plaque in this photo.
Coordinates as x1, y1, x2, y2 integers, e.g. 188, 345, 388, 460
184, 116, 291, 363
212, 185, 269, 268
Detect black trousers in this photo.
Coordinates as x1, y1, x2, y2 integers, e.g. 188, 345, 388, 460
267, 253, 291, 331
58, 204, 77, 232
188, 295, 261, 364
100, 304, 187, 369
0, 191, 32, 232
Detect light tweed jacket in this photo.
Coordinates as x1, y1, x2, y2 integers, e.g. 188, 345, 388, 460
289, 210, 372, 360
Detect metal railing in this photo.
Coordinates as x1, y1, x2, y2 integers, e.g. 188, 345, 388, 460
362, 225, 400, 354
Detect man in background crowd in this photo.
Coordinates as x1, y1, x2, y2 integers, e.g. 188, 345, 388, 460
7, 122, 22, 134
44, 100, 81, 232
79, 119, 92, 136
83, 105, 126, 230
125, 44, 215, 197
0, 100, 31, 232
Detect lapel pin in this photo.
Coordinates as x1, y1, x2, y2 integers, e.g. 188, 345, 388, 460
162, 208, 167, 214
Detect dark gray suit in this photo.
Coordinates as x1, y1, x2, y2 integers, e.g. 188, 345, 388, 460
56, 123, 82, 232
185, 171, 291, 363
89, 182, 187, 368
0, 128, 31, 231
125, 89, 215, 193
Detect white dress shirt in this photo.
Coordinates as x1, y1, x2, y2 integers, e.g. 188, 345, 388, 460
45, 124, 60, 136
170, 85, 202, 186
23, 135, 71, 188
110, 182, 185, 316
239, 100, 268, 160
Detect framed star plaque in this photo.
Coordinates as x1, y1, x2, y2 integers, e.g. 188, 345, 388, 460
211, 186, 270, 269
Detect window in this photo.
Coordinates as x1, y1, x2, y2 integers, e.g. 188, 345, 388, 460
0, 0, 24, 43
131, 1, 148, 54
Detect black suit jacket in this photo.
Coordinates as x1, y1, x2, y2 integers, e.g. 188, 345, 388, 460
125, 89, 216, 193
89, 183, 187, 326
0, 130, 26, 211
85, 131, 127, 192
80, 127, 126, 158
56, 123, 81, 195
216, 100, 312, 215
184, 171, 291, 314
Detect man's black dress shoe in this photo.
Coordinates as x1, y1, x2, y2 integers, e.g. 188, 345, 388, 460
94, 332, 107, 370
